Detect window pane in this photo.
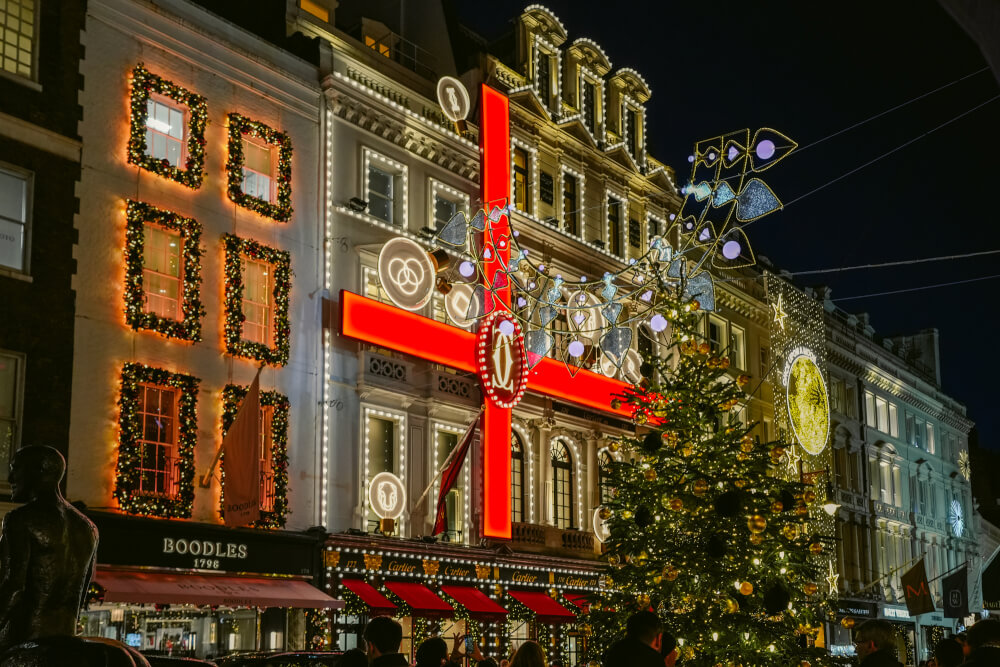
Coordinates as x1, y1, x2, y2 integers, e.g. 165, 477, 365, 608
434, 195, 457, 228
243, 140, 272, 174
367, 416, 395, 476
0, 353, 19, 421
730, 326, 746, 369
168, 108, 184, 139
165, 138, 181, 167
0, 216, 24, 271
0, 168, 26, 222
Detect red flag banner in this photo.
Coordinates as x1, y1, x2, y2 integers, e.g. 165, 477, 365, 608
900, 558, 935, 616
433, 414, 479, 536
223, 370, 261, 528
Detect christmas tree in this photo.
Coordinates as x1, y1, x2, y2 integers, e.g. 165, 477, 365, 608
587, 273, 837, 667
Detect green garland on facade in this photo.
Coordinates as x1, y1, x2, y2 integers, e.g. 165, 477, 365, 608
115, 362, 199, 518
222, 234, 291, 366
219, 384, 290, 529
127, 63, 208, 188
226, 113, 294, 222
123, 199, 205, 340
306, 609, 332, 651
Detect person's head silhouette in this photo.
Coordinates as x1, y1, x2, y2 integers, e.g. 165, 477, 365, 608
9, 445, 66, 502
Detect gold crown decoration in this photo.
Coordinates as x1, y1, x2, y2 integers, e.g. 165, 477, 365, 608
475, 564, 491, 579
363, 553, 383, 571
323, 550, 341, 569
422, 559, 441, 577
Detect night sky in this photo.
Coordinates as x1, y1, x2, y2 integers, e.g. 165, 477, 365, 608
457, 0, 1000, 450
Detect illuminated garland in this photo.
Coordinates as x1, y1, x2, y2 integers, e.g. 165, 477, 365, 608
123, 200, 205, 340
115, 363, 199, 518
219, 384, 290, 529
225, 113, 293, 222
127, 63, 207, 188
306, 609, 332, 651
222, 234, 291, 366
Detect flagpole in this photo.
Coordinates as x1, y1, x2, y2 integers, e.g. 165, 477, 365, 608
853, 555, 924, 595
198, 364, 264, 488
413, 408, 482, 510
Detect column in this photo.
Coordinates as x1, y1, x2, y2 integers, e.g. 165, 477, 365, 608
535, 421, 553, 526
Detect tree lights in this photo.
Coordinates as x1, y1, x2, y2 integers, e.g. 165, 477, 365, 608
225, 113, 294, 222
222, 234, 291, 366
123, 200, 205, 340
127, 63, 207, 188
115, 363, 199, 518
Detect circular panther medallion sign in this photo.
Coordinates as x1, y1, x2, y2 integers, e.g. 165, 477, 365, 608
476, 311, 528, 408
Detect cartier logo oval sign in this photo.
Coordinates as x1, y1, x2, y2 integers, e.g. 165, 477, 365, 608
476, 311, 528, 408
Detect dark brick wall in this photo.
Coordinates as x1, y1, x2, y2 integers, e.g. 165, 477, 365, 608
0, 0, 87, 138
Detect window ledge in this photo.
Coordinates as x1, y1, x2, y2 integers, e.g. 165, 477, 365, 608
0, 267, 32, 283
0, 70, 42, 92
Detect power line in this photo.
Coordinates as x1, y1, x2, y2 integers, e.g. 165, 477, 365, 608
788, 248, 1000, 276
833, 273, 1000, 302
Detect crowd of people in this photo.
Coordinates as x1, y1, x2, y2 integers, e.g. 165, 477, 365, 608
340, 614, 1000, 667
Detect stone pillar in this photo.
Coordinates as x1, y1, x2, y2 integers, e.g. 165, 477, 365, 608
533, 419, 554, 526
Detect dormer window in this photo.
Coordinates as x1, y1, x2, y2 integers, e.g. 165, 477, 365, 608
625, 106, 640, 158
582, 82, 596, 133
537, 51, 551, 105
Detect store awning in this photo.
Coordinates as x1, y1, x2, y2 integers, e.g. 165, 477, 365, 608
507, 590, 577, 624
94, 568, 343, 609
341, 578, 397, 616
384, 581, 454, 618
441, 585, 508, 622
564, 593, 591, 613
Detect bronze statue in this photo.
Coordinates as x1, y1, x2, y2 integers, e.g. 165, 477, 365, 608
0, 446, 98, 652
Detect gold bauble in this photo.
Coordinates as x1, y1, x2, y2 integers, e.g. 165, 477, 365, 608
770, 446, 785, 461
608, 441, 621, 453
681, 445, 694, 457
748, 534, 764, 546
841, 617, 855, 629
736, 452, 749, 462
635, 412, 648, 425
809, 542, 824, 556
689, 300, 701, 312
681, 340, 696, 355
637, 593, 651, 608
644, 469, 657, 482
608, 555, 620, 567
803, 489, 817, 504
708, 357, 721, 368
664, 565, 679, 581
693, 479, 709, 496
599, 507, 612, 521
795, 504, 810, 517
720, 357, 731, 369
741, 434, 754, 446
635, 551, 649, 566
669, 498, 684, 512
621, 510, 634, 520
739, 581, 754, 596
723, 598, 739, 614
740, 441, 755, 453
770, 501, 784, 513
782, 524, 798, 540
662, 431, 677, 446
733, 478, 748, 489
698, 342, 711, 355
803, 582, 818, 596
611, 398, 622, 410
682, 646, 695, 660
737, 374, 751, 387
747, 514, 767, 534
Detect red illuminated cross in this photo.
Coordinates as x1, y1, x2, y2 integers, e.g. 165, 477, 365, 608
341, 85, 631, 539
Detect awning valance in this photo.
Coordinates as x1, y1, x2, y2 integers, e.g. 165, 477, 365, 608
507, 590, 577, 624
384, 581, 454, 618
341, 578, 397, 616
94, 568, 342, 609
440, 585, 508, 622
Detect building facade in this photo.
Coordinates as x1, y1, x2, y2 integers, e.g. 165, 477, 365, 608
820, 286, 980, 661
0, 0, 87, 515
65, 0, 337, 657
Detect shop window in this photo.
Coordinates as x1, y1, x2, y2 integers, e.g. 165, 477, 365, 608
513, 146, 531, 213
607, 195, 623, 256
0, 0, 36, 80
0, 165, 30, 272
512, 431, 525, 523
562, 173, 578, 235
0, 350, 24, 474
142, 225, 183, 321
551, 439, 574, 529
598, 451, 613, 504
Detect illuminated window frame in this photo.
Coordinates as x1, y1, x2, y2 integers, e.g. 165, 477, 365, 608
428, 178, 470, 250
362, 405, 407, 530
512, 421, 535, 523
646, 212, 667, 244
559, 164, 585, 238
226, 113, 294, 222
432, 421, 472, 544
550, 435, 583, 530
532, 34, 561, 115
621, 95, 645, 168
0, 0, 39, 83
604, 189, 627, 259
510, 137, 538, 219
579, 68, 603, 142
222, 234, 291, 366
362, 147, 408, 230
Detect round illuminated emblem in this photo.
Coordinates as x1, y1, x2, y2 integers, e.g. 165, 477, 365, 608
949, 499, 964, 537
368, 472, 406, 520
476, 311, 528, 408
783, 348, 830, 456
436, 76, 471, 122
593, 507, 611, 544
445, 283, 480, 328
377, 237, 435, 311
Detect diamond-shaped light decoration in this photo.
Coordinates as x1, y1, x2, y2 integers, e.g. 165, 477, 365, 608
600, 327, 633, 370
525, 329, 554, 369
434, 211, 469, 247
735, 178, 781, 222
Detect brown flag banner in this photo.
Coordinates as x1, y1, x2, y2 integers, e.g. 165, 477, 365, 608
943, 565, 969, 618
901, 558, 935, 616
222, 369, 261, 527
433, 413, 479, 536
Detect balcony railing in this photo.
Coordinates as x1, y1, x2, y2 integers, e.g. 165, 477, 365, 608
511, 522, 596, 556
137, 453, 181, 499
260, 470, 276, 513
351, 26, 437, 81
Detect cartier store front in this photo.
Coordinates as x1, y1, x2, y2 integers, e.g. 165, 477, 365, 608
79, 512, 342, 661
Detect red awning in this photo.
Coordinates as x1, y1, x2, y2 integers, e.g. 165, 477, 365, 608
507, 590, 577, 624
341, 578, 397, 616
384, 581, 454, 618
440, 585, 508, 622
94, 568, 342, 609
563, 593, 591, 613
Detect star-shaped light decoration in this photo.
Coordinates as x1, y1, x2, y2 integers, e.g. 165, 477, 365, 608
785, 444, 802, 478
826, 559, 840, 596
958, 450, 971, 481
771, 294, 788, 331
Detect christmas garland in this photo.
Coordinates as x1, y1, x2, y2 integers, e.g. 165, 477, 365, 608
219, 384, 290, 529
127, 63, 208, 188
226, 113, 294, 222
222, 234, 291, 366
123, 200, 205, 340
115, 362, 199, 518
306, 609, 332, 651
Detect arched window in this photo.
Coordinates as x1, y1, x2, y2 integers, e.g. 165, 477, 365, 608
511, 431, 525, 523
598, 451, 613, 505
551, 439, 574, 529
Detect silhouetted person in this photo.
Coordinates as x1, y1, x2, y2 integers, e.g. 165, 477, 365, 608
0, 446, 98, 653
602, 611, 665, 667
362, 617, 407, 667
933, 637, 963, 667
853, 620, 902, 667
963, 619, 1000, 667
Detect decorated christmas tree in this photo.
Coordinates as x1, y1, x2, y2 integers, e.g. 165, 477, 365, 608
586, 272, 838, 667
